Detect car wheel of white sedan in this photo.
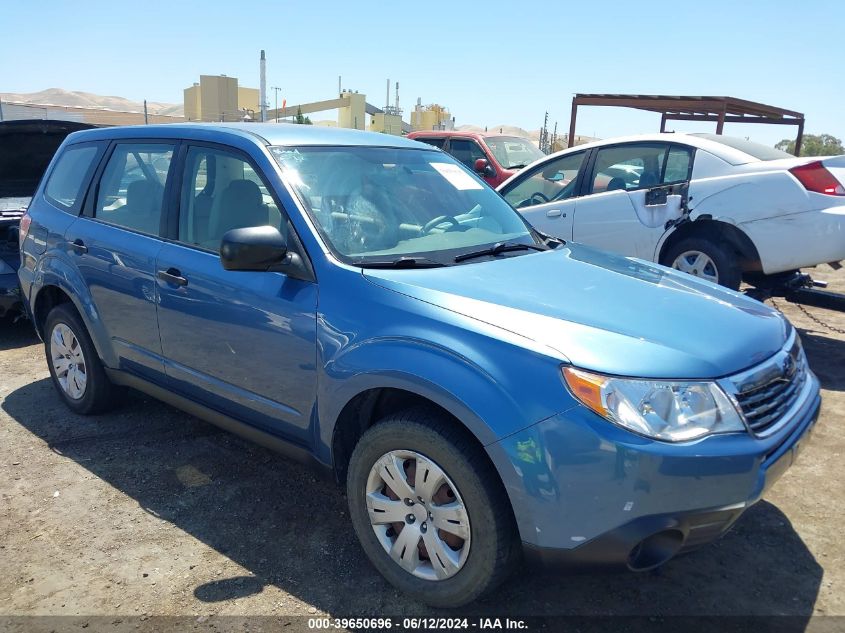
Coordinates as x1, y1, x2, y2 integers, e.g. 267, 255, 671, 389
662, 237, 742, 290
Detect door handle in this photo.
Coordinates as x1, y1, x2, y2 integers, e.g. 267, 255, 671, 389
546, 209, 565, 218
69, 239, 88, 254
157, 268, 188, 287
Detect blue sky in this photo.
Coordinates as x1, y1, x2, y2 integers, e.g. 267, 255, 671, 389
2, 0, 842, 146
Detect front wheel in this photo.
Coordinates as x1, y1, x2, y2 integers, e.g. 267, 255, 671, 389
662, 237, 742, 290
346, 408, 519, 608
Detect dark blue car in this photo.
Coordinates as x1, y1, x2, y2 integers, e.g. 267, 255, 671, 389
18, 123, 820, 606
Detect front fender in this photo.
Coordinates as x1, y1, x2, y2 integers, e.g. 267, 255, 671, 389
319, 336, 512, 447
316, 331, 574, 466
31, 252, 117, 368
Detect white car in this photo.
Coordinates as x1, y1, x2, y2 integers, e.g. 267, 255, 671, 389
497, 133, 845, 289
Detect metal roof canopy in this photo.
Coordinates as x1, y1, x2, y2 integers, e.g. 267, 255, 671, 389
567, 94, 805, 156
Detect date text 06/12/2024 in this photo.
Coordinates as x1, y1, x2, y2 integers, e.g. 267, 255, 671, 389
307, 617, 528, 630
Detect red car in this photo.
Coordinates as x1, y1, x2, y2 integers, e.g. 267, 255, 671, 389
407, 130, 545, 187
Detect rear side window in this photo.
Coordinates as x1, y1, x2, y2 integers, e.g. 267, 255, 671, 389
416, 137, 446, 149
95, 143, 175, 236
44, 144, 101, 213
590, 144, 668, 193
663, 146, 693, 184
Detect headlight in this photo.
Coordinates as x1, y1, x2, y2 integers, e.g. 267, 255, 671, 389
562, 367, 745, 442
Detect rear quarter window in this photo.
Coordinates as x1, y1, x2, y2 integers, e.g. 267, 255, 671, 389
44, 143, 103, 213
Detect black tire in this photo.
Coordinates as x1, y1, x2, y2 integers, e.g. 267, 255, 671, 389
43, 303, 117, 415
346, 407, 519, 608
661, 236, 742, 290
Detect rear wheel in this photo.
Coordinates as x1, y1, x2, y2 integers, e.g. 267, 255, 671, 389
662, 237, 742, 290
44, 304, 117, 414
346, 408, 519, 607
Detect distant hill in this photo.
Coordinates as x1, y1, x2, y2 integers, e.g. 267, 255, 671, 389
457, 124, 596, 148
0, 88, 184, 116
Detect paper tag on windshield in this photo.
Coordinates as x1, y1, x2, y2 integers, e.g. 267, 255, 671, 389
430, 162, 484, 191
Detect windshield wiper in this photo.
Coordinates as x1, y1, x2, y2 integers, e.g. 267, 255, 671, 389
351, 256, 447, 269
454, 241, 546, 263
506, 163, 527, 169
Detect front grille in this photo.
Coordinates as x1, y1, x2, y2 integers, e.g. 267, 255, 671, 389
733, 337, 808, 435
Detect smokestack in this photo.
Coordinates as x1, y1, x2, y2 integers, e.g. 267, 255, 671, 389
386, 79, 390, 110
395, 82, 399, 110
259, 50, 267, 122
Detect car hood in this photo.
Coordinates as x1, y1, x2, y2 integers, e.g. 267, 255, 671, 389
0, 120, 95, 198
362, 244, 789, 379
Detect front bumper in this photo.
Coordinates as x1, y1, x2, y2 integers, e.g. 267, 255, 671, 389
487, 370, 820, 570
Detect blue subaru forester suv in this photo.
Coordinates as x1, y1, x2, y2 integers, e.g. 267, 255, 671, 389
19, 123, 820, 607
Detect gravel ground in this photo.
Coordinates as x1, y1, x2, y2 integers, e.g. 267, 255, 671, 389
1, 266, 843, 622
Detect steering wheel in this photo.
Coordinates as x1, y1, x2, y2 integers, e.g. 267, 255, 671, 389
423, 215, 461, 234
516, 191, 550, 208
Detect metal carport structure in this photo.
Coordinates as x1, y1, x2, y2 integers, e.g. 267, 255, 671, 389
567, 94, 805, 156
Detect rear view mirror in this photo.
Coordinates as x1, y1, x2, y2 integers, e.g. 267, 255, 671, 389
220, 225, 288, 271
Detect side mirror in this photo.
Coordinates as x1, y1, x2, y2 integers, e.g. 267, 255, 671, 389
220, 225, 288, 271
473, 158, 495, 178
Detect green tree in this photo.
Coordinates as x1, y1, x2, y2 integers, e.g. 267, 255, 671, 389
775, 133, 844, 157
294, 106, 312, 125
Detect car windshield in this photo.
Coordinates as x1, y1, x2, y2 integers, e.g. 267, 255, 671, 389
270, 145, 541, 265
483, 137, 545, 169
692, 133, 794, 161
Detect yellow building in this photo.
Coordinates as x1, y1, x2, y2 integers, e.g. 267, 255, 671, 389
183, 75, 261, 122
369, 112, 403, 135
238, 87, 260, 116
411, 101, 453, 131
337, 91, 366, 130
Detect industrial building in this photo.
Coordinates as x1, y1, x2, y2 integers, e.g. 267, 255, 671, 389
184, 75, 260, 122
411, 100, 454, 132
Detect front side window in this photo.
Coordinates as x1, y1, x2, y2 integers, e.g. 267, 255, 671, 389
501, 151, 586, 209
483, 137, 545, 170
590, 144, 668, 193
447, 139, 487, 170
44, 144, 101, 212
95, 143, 175, 235
178, 146, 286, 251
270, 146, 539, 263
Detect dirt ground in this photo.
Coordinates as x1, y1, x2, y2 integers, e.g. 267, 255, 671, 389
1, 266, 844, 624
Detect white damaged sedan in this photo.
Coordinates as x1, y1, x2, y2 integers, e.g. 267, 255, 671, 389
498, 133, 845, 289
